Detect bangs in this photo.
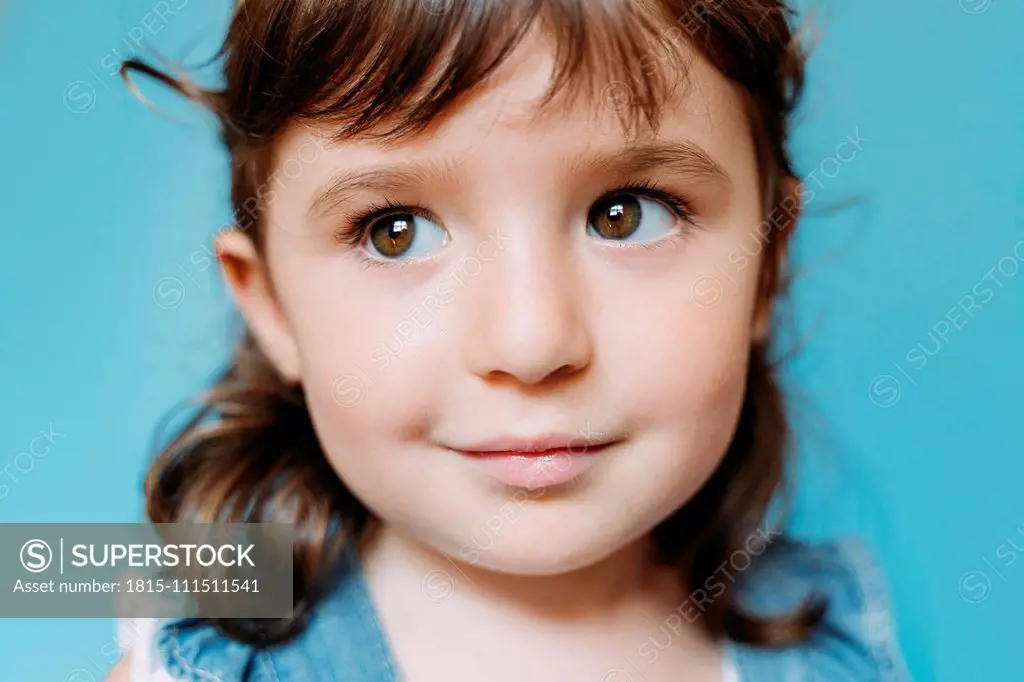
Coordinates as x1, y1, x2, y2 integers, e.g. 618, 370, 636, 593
223, 0, 708, 142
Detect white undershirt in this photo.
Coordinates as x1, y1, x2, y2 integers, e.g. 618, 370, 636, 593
722, 654, 742, 682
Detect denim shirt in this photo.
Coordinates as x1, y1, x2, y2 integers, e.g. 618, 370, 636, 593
141, 536, 913, 682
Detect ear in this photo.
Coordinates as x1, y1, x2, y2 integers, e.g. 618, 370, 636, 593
751, 175, 801, 343
216, 230, 302, 383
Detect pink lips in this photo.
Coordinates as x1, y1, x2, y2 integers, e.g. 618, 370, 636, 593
453, 434, 613, 489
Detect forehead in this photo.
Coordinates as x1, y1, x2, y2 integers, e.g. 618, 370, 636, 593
273, 28, 755, 193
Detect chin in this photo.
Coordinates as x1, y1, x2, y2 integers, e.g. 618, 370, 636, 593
457, 540, 622, 576
439, 505, 648, 576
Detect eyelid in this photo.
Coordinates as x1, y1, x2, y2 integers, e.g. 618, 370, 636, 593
334, 180, 697, 253
595, 179, 698, 223
333, 197, 438, 247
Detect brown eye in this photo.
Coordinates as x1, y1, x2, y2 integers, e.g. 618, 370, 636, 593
364, 212, 448, 261
588, 195, 643, 240
368, 214, 415, 258
587, 192, 680, 244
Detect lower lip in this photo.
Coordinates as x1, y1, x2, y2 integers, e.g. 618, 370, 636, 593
462, 446, 608, 489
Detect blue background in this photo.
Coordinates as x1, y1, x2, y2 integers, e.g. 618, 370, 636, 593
1, 0, 1021, 679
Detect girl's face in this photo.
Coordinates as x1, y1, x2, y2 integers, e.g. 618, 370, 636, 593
223, 32, 778, 575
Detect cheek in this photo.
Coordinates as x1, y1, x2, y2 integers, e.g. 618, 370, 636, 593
584, 267, 757, 531
598, 262, 761, 421
295, 321, 444, 509
267, 247, 454, 498
595, 251, 758, 460
639, 299, 752, 419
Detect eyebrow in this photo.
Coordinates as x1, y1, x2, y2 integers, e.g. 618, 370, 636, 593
308, 160, 457, 220
565, 140, 731, 186
307, 140, 729, 220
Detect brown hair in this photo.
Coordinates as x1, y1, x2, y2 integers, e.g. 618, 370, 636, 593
124, 0, 823, 650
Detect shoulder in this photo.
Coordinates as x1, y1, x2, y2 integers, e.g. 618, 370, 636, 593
104, 656, 132, 682
147, 618, 272, 681
138, 546, 393, 681
727, 535, 914, 682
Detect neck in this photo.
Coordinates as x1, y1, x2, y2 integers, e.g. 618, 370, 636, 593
358, 523, 684, 622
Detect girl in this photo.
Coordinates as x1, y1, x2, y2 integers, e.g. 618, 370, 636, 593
110, 0, 913, 680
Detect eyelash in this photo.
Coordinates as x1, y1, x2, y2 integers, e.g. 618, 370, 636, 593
332, 179, 698, 264
595, 178, 698, 250
334, 197, 434, 247
334, 197, 438, 270
601, 178, 696, 220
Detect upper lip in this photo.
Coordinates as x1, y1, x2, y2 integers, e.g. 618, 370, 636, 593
451, 432, 615, 456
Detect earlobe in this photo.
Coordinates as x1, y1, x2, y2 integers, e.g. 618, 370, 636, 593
752, 297, 773, 344
751, 175, 801, 344
215, 230, 303, 383
751, 247, 784, 343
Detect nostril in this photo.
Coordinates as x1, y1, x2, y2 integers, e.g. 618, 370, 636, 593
481, 361, 588, 391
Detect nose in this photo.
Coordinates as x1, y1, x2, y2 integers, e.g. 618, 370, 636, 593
462, 237, 593, 387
